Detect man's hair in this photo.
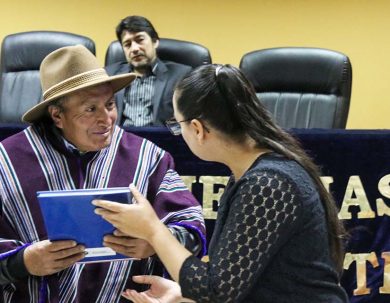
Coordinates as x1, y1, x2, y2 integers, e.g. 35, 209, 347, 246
40, 96, 67, 124
116, 15, 159, 42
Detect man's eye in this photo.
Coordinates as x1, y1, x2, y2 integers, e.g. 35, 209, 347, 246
86, 107, 95, 112
107, 102, 116, 109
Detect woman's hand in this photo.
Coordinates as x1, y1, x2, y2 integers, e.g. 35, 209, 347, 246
122, 275, 194, 303
93, 184, 165, 241
94, 184, 192, 282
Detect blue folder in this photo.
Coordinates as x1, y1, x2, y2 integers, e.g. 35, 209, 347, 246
37, 187, 134, 263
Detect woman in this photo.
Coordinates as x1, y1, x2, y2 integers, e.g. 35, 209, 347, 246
93, 64, 348, 302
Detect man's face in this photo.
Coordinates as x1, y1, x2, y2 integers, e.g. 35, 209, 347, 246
121, 31, 159, 71
50, 84, 117, 152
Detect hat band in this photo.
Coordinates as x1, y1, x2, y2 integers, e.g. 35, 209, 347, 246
43, 68, 108, 101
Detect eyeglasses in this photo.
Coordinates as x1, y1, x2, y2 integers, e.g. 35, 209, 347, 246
165, 117, 193, 136
165, 117, 210, 136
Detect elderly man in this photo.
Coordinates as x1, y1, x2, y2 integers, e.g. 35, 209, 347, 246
0, 45, 205, 302
105, 15, 192, 127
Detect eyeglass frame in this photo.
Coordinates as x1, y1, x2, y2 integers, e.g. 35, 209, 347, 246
165, 117, 210, 136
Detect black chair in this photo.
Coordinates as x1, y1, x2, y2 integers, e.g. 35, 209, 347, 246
105, 38, 212, 68
0, 31, 96, 123
239, 47, 352, 129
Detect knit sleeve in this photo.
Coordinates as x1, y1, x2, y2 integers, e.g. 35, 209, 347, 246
179, 169, 303, 302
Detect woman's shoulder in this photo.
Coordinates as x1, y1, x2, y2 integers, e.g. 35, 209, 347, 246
243, 153, 317, 199
248, 152, 307, 176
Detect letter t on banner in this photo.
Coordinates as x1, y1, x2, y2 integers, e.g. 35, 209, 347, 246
344, 252, 379, 295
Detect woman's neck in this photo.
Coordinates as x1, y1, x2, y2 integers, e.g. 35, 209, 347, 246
217, 136, 270, 180
228, 149, 269, 181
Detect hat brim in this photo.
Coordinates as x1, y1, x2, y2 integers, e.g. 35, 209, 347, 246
22, 72, 137, 123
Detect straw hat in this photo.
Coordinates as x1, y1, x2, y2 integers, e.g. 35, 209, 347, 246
22, 45, 136, 123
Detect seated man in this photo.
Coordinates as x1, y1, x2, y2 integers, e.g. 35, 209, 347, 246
105, 15, 192, 127
0, 45, 205, 302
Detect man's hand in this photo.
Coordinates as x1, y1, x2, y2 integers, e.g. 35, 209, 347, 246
24, 240, 86, 276
103, 230, 155, 259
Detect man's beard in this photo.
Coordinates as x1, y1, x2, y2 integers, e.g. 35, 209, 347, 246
131, 60, 152, 74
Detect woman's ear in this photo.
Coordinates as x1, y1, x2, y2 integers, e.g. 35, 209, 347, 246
190, 119, 207, 144
48, 105, 63, 129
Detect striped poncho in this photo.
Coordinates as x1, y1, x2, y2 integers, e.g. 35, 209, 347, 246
0, 124, 205, 303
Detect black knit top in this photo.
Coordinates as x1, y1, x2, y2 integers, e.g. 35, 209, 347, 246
179, 153, 348, 303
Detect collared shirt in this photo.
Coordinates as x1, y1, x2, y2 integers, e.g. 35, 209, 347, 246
51, 124, 87, 156
62, 137, 84, 155
122, 63, 158, 127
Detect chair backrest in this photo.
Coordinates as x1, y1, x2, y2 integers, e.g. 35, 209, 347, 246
239, 47, 352, 129
105, 38, 212, 68
0, 31, 96, 123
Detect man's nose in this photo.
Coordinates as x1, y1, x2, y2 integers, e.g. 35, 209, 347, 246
131, 42, 141, 53
97, 108, 111, 123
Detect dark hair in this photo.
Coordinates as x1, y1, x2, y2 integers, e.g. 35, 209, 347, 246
175, 64, 346, 273
40, 96, 67, 123
116, 15, 159, 42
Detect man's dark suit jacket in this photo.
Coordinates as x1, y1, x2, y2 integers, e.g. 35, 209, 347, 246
105, 59, 192, 126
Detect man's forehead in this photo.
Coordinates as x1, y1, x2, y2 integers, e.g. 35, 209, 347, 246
121, 31, 149, 41
66, 85, 114, 103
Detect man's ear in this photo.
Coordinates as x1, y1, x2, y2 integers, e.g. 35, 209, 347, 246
153, 39, 159, 49
48, 105, 63, 129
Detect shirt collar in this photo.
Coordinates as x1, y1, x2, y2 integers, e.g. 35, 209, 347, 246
130, 59, 159, 76
62, 137, 87, 155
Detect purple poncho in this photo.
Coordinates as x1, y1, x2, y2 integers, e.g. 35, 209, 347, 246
0, 125, 205, 302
